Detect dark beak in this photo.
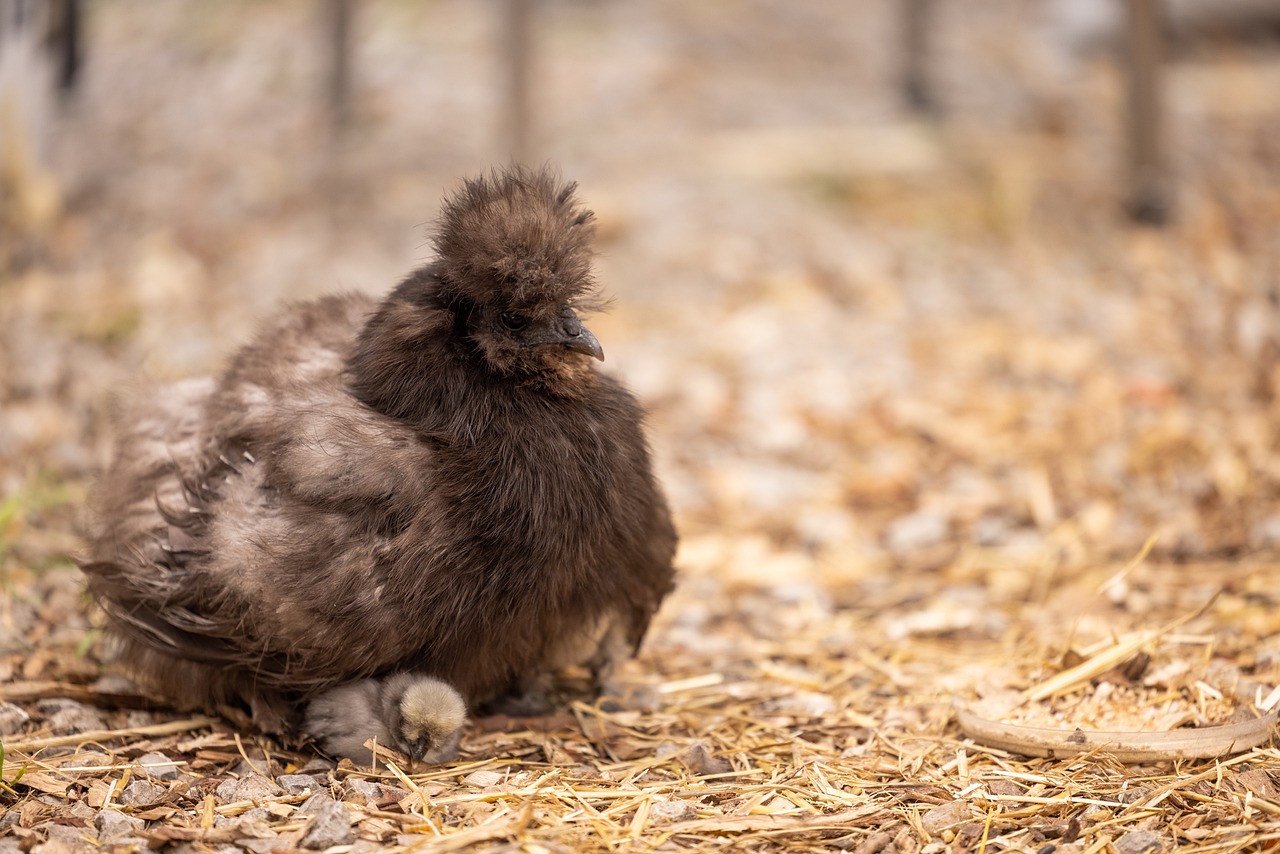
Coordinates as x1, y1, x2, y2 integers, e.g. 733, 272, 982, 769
534, 308, 605, 361
410, 735, 430, 761
563, 324, 604, 361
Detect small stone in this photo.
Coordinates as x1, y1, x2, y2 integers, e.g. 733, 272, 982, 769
886, 509, 949, 553
298, 798, 355, 850
983, 780, 1024, 798
237, 841, 279, 854
462, 769, 503, 788
375, 784, 411, 808
45, 703, 105, 736
0, 702, 30, 735
852, 830, 894, 854
653, 743, 682, 760
134, 751, 181, 781
679, 743, 730, 776
277, 774, 319, 795
343, 778, 380, 804
118, 779, 165, 806
124, 710, 158, 728
298, 791, 336, 816
1115, 830, 1163, 854
229, 759, 282, 778
36, 823, 93, 842
214, 778, 238, 803
233, 816, 276, 839
762, 689, 835, 717
648, 799, 697, 824
94, 809, 144, 841
300, 756, 336, 774
33, 823, 97, 854
92, 674, 140, 694
231, 773, 282, 803
213, 813, 274, 837
921, 799, 971, 835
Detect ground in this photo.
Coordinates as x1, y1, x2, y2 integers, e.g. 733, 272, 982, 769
2, 1, 1280, 851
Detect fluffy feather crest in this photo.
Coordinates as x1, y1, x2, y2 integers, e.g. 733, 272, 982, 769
432, 164, 599, 310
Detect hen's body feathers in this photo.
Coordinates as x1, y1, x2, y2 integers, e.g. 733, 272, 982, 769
84, 167, 677, 743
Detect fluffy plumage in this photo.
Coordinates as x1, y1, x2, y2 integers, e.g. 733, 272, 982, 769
83, 165, 677, 745
304, 673, 467, 764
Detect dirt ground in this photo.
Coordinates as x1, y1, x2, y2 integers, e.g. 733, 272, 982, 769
3, 1, 1280, 851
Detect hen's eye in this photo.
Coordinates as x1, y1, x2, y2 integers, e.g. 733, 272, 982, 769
500, 312, 529, 332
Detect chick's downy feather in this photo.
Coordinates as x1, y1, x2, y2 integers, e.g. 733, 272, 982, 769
83, 165, 677, 737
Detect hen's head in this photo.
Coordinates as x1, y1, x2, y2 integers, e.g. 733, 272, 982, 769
434, 165, 604, 374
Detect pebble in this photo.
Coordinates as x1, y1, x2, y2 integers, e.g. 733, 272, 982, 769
118, 779, 165, 807
299, 756, 336, 774
852, 830, 894, 854
214, 778, 238, 803
462, 769, 503, 788
94, 809, 145, 841
343, 778, 381, 803
0, 702, 30, 735
921, 799, 971, 835
679, 743, 731, 776
45, 704, 105, 736
1115, 830, 1163, 854
297, 791, 336, 816
298, 799, 355, 850
134, 751, 182, 781
277, 774, 320, 796
228, 816, 276, 840
648, 799, 697, 824
885, 508, 949, 553
34, 822, 97, 852
237, 841, 280, 854
222, 773, 281, 804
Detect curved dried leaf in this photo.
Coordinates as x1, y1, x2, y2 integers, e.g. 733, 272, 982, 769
958, 706, 1279, 762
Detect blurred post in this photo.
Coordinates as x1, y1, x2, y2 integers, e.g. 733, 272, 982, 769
0, 0, 63, 246
326, 0, 354, 133
1124, 0, 1169, 224
46, 0, 81, 97
503, 0, 532, 163
901, 0, 937, 115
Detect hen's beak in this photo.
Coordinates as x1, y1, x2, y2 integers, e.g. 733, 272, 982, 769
531, 308, 605, 361
562, 324, 604, 361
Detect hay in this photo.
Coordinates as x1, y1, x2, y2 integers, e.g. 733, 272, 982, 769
3, 2, 1280, 852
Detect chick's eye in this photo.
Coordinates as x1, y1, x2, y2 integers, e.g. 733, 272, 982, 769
500, 312, 529, 332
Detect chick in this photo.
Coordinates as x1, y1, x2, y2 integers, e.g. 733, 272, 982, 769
83, 165, 677, 740
305, 673, 466, 764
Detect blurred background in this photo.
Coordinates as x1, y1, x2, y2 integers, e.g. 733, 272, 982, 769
2, 0, 1280, 630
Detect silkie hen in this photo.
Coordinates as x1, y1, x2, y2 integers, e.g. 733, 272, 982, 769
83, 165, 677, 762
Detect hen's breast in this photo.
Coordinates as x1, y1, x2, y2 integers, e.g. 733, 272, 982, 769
373, 383, 663, 700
